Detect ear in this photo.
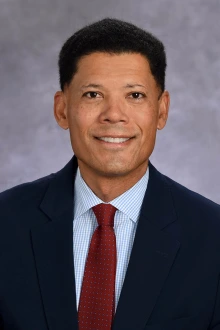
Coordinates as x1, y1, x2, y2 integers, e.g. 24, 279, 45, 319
157, 90, 170, 130
54, 91, 69, 130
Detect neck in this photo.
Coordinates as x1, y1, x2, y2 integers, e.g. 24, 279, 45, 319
77, 161, 148, 202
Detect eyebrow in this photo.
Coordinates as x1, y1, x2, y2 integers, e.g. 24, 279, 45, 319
81, 83, 146, 90
124, 83, 146, 89
81, 84, 103, 90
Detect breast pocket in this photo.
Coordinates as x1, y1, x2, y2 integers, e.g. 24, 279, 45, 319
144, 316, 198, 330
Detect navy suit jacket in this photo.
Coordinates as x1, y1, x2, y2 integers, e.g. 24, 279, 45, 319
0, 156, 220, 330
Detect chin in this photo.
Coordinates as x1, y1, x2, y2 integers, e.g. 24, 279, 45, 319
96, 162, 134, 178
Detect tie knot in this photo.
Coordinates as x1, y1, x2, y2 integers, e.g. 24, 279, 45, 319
92, 203, 117, 227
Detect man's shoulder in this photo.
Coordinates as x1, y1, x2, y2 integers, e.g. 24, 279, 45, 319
0, 157, 76, 207
161, 172, 220, 227
163, 173, 219, 208
0, 173, 57, 242
0, 172, 54, 208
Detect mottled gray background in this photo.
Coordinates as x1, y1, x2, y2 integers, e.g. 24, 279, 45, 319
0, 0, 220, 203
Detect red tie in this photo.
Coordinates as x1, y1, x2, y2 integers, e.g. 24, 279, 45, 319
78, 203, 117, 330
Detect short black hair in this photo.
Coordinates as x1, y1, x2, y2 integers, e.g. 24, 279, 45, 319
58, 18, 167, 92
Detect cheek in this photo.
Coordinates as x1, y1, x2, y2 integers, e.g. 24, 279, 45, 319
136, 108, 158, 137
68, 105, 84, 128
68, 106, 95, 141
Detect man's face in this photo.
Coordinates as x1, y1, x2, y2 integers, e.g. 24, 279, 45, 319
54, 52, 169, 179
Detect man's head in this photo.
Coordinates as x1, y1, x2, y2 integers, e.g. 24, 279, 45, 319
58, 18, 167, 93
54, 18, 170, 197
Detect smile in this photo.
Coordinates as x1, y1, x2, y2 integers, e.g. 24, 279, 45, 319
96, 137, 131, 143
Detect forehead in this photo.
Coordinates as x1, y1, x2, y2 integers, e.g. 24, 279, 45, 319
72, 52, 155, 86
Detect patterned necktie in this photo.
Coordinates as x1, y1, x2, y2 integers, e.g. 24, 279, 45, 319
78, 203, 117, 330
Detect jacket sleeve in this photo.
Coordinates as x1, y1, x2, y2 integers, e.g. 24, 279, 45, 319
209, 275, 220, 329
0, 315, 3, 330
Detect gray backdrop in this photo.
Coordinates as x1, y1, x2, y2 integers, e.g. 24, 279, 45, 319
1, 0, 220, 203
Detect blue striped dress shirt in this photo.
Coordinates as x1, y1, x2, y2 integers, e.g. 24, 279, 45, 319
73, 167, 149, 311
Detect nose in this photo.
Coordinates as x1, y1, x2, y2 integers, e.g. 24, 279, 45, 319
98, 96, 129, 124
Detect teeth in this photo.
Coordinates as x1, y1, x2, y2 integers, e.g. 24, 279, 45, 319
98, 137, 130, 143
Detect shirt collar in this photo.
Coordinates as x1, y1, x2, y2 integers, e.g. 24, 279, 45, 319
74, 167, 149, 223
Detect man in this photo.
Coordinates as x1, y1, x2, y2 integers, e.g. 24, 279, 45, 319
0, 18, 220, 330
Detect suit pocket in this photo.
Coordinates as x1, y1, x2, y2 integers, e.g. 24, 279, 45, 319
144, 316, 197, 330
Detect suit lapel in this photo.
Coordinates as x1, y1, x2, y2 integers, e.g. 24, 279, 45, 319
31, 157, 79, 330
112, 162, 180, 330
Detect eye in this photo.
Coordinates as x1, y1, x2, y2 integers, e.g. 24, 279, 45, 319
128, 92, 145, 99
83, 91, 101, 98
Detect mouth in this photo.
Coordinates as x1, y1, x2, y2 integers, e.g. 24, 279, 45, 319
96, 137, 132, 143
94, 136, 134, 148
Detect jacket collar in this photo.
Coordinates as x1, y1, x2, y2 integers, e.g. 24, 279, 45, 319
39, 156, 175, 230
